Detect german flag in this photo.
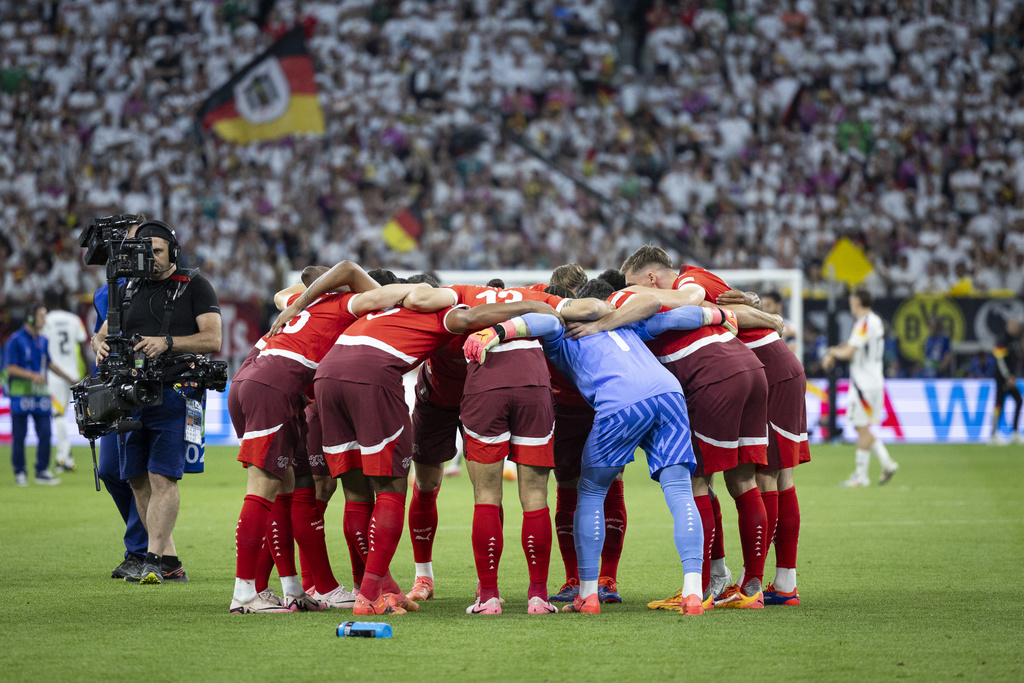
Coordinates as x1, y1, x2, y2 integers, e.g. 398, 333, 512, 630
196, 26, 324, 144
382, 209, 422, 253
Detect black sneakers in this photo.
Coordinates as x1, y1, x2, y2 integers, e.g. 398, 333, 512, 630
124, 556, 189, 584
137, 562, 164, 585
112, 554, 145, 580
161, 562, 189, 583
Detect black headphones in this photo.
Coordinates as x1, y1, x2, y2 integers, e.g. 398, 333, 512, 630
136, 220, 180, 264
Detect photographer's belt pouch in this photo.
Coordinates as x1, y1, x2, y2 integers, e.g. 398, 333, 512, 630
184, 397, 205, 474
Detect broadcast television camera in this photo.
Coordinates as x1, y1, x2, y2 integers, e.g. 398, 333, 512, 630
72, 215, 227, 446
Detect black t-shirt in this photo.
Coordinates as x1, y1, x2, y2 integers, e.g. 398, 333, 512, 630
994, 330, 1022, 379
120, 272, 220, 338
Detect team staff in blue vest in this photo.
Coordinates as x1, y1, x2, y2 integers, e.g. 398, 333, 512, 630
4, 303, 76, 486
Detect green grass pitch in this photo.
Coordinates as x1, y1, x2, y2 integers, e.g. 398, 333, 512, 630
1, 443, 1022, 682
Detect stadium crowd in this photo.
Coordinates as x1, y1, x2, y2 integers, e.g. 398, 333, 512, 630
3, 0, 1024, 311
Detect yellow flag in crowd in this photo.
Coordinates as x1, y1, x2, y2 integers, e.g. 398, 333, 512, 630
822, 237, 874, 285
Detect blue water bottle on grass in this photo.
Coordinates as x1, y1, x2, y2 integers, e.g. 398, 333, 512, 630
337, 622, 393, 638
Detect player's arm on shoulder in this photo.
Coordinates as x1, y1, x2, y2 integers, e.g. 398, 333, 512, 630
403, 286, 458, 313
715, 289, 760, 308
464, 312, 564, 364
313, 260, 378, 295
563, 293, 661, 340
274, 284, 305, 311
351, 283, 428, 316
558, 297, 614, 322
447, 299, 561, 334
710, 302, 783, 333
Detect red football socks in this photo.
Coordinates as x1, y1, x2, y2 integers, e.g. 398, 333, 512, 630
735, 487, 767, 586
694, 494, 715, 593
268, 492, 296, 577
600, 480, 627, 580
710, 492, 725, 562
775, 486, 800, 569
408, 484, 441, 564
292, 486, 338, 594
761, 489, 780, 554
343, 500, 373, 587
255, 538, 274, 593
473, 504, 503, 602
554, 487, 578, 581
522, 507, 552, 600
302, 500, 330, 590
360, 492, 406, 601
235, 494, 271, 581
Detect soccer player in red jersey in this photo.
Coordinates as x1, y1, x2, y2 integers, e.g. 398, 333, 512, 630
404, 283, 610, 614
228, 261, 422, 614
621, 246, 782, 609
404, 338, 468, 601
308, 284, 561, 616
695, 277, 810, 605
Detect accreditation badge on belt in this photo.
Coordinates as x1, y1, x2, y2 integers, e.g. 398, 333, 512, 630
184, 394, 205, 474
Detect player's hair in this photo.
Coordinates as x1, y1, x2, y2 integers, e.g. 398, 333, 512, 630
408, 272, 441, 288
42, 289, 64, 312
549, 264, 587, 293
851, 286, 873, 309
367, 269, 399, 286
301, 265, 329, 287
596, 268, 626, 291
486, 278, 505, 289
577, 279, 614, 301
764, 291, 783, 305
620, 245, 672, 275
544, 284, 575, 299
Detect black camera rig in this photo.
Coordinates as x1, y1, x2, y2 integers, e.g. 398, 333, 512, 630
72, 215, 228, 490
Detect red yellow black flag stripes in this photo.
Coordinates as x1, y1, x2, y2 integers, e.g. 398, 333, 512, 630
197, 26, 324, 143
382, 209, 422, 253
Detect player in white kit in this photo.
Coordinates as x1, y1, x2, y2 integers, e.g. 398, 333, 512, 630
41, 294, 88, 473
823, 287, 899, 487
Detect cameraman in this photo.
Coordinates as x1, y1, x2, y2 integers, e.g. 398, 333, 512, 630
92, 221, 222, 585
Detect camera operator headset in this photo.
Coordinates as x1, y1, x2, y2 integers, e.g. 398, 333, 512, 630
92, 219, 223, 584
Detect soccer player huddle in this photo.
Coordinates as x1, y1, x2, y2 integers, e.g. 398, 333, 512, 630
228, 245, 809, 617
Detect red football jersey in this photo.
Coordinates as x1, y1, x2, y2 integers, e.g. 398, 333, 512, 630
316, 305, 465, 386
234, 292, 359, 396
677, 265, 802, 384
442, 284, 567, 392
611, 288, 756, 389
415, 340, 468, 409
677, 265, 774, 345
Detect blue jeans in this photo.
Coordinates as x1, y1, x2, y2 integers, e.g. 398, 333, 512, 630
10, 412, 52, 476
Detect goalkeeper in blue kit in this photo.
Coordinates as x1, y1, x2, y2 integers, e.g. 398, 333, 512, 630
465, 293, 737, 615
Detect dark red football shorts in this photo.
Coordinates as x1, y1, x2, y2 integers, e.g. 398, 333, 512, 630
460, 386, 555, 467
552, 401, 596, 483
763, 372, 811, 471
411, 395, 463, 466
314, 377, 412, 478
228, 378, 303, 477
674, 367, 769, 477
